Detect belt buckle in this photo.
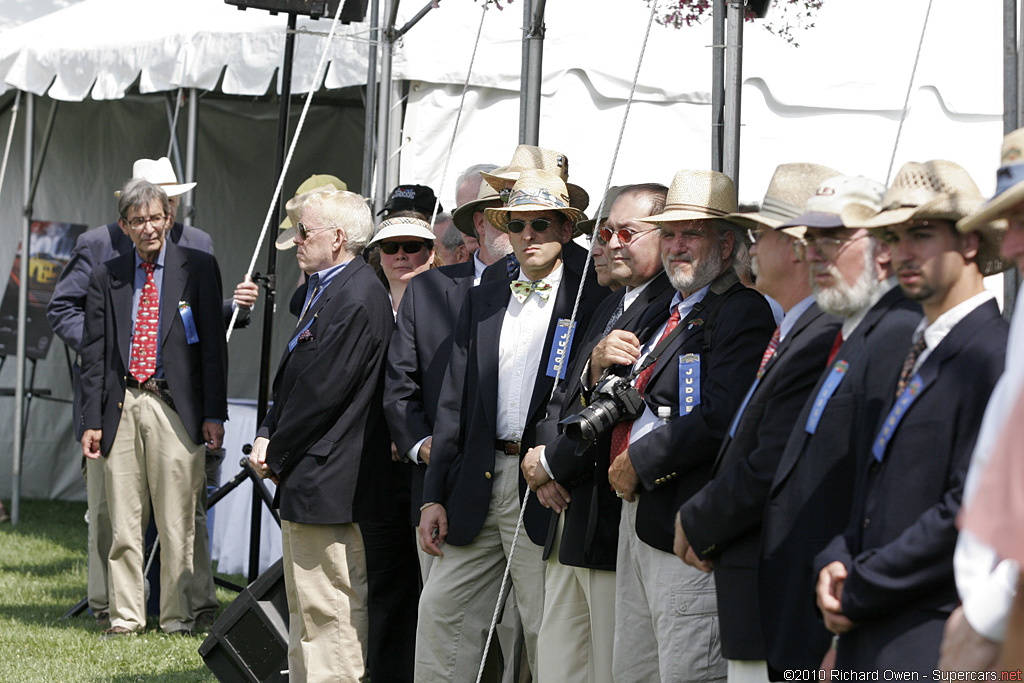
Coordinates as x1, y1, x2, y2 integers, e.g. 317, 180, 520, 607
505, 441, 521, 456
142, 378, 158, 394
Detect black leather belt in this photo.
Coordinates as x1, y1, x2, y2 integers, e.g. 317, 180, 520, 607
126, 377, 175, 411
495, 440, 521, 456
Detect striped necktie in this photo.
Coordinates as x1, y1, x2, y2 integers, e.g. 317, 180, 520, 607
756, 327, 781, 379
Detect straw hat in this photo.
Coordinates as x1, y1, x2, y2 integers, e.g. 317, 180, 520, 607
576, 185, 627, 237
481, 145, 590, 211
777, 175, 886, 239
275, 174, 348, 250
484, 169, 587, 233
451, 167, 507, 237
723, 163, 841, 234
114, 157, 196, 197
844, 160, 1009, 276
368, 216, 437, 247
641, 170, 737, 223
958, 127, 1024, 233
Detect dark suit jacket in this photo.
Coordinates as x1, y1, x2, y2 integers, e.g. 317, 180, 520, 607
80, 241, 229, 455
813, 299, 1007, 674
544, 272, 675, 569
423, 248, 609, 546
676, 300, 841, 660
385, 259, 476, 524
758, 285, 922, 675
627, 270, 776, 554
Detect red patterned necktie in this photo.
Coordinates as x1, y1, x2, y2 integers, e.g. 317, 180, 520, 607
129, 262, 159, 383
608, 305, 682, 464
757, 326, 781, 379
826, 329, 844, 366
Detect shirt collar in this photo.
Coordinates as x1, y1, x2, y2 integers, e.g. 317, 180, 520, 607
915, 290, 995, 351
623, 276, 655, 311
310, 259, 351, 291
516, 262, 564, 287
473, 252, 487, 281
779, 295, 816, 342
134, 244, 166, 269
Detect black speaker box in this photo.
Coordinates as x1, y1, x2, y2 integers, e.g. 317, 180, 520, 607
224, 0, 368, 23
199, 559, 290, 683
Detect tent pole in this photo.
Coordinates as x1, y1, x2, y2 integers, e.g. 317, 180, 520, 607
518, 0, 531, 143
362, 0, 380, 198
375, 0, 397, 214
183, 89, 198, 226
1004, 0, 1020, 316
520, 0, 545, 145
723, 0, 743, 196
711, 0, 726, 172
12, 93, 33, 526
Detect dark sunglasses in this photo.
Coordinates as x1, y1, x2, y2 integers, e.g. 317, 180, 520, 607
380, 240, 430, 255
506, 217, 553, 234
598, 226, 656, 245
295, 221, 336, 242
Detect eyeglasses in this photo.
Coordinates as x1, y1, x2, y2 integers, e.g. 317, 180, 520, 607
380, 240, 430, 255
598, 226, 657, 245
506, 218, 553, 234
296, 221, 337, 242
125, 214, 167, 230
804, 233, 868, 260
746, 228, 763, 245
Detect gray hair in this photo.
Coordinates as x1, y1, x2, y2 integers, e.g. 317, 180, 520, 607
433, 213, 465, 252
620, 183, 669, 219
710, 218, 743, 268
302, 190, 375, 256
455, 164, 499, 195
118, 179, 169, 219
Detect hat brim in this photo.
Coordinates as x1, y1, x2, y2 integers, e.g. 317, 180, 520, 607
722, 213, 784, 232
451, 197, 503, 237
958, 184, 1024, 234
642, 208, 729, 223
482, 171, 590, 211
484, 204, 587, 235
113, 181, 197, 199
844, 195, 987, 230
777, 211, 845, 230
368, 223, 437, 246
276, 228, 297, 250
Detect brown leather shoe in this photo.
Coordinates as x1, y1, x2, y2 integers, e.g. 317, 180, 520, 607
194, 610, 217, 633
100, 625, 135, 640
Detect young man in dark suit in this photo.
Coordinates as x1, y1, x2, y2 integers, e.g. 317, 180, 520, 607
80, 179, 228, 637
674, 170, 865, 683
815, 161, 1009, 674
592, 170, 776, 682
249, 188, 393, 682
519, 183, 672, 682
415, 169, 607, 681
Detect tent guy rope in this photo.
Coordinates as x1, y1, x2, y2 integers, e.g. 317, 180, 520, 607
885, 0, 935, 186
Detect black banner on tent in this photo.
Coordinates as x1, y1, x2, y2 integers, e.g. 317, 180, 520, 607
224, 0, 368, 23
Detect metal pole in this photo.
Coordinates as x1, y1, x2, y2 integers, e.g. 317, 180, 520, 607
375, 0, 395, 215
518, 0, 532, 143
711, 0, 726, 172
183, 89, 198, 226
1005, 0, 1021, 316
362, 0, 380, 198
522, 0, 546, 145
395, 0, 441, 38
12, 93, 33, 526
723, 0, 743, 196
387, 79, 403, 192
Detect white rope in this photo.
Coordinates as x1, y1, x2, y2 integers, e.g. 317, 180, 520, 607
428, 2, 489, 231
474, 2, 660, 680
166, 88, 184, 158
885, 0, 934, 186
226, 2, 348, 341
0, 91, 21, 211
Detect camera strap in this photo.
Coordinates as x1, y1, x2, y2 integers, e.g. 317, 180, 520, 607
626, 301, 706, 382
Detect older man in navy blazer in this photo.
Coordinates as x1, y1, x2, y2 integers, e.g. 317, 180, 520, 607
81, 179, 228, 637
815, 161, 1009, 674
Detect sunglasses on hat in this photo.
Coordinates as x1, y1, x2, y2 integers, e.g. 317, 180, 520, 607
380, 240, 430, 255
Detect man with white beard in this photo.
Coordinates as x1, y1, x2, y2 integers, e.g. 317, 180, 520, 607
757, 175, 923, 676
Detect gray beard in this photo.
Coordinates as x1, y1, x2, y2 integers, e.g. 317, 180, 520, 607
482, 230, 513, 261
812, 247, 881, 317
665, 241, 724, 294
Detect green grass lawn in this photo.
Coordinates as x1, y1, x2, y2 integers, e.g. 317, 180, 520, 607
0, 499, 244, 682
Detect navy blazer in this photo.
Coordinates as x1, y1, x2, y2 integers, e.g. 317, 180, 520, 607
385, 258, 476, 524
80, 241, 228, 455
677, 301, 841, 660
627, 270, 776, 554
814, 299, 1007, 674
544, 271, 675, 569
758, 285, 922, 675
423, 247, 609, 547
258, 258, 394, 525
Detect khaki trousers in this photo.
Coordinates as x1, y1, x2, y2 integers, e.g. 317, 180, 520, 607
612, 498, 726, 683
281, 520, 369, 683
105, 388, 204, 632
415, 453, 545, 682
537, 515, 616, 683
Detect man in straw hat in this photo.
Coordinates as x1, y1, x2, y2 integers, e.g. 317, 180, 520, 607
674, 163, 844, 683
47, 156, 258, 633
813, 160, 1008, 674
580, 169, 774, 681
451, 163, 520, 284
415, 169, 608, 681
249, 187, 393, 682
757, 173, 921, 675
518, 183, 673, 683
936, 130, 1024, 671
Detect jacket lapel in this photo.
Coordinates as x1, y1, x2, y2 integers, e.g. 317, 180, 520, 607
160, 243, 188, 347
477, 278, 512, 432
109, 253, 136, 374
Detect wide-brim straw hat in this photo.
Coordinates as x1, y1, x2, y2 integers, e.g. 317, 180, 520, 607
368, 216, 437, 247
724, 163, 841, 236
576, 185, 627, 237
777, 175, 887, 239
844, 160, 1009, 276
451, 167, 507, 237
642, 170, 737, 223
481, 145, 590, 211
114, 157, 196, 197
959, 127, 1024, 233
275, 174, 347, 250
484, 169, 587, 234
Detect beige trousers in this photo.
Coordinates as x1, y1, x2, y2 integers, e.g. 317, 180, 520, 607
612, 498, 726, 683
414, 453, 545, 682
537, 515, 616, 683
281, 519, 369, 683
105, 388, 204, 632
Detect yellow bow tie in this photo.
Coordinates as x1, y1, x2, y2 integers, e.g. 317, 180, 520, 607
510, 279, 552, 303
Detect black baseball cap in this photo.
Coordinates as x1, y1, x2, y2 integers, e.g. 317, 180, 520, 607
379, 184, 443, 216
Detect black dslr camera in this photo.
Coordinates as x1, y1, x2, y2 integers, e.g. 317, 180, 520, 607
560, 374, 645, 444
